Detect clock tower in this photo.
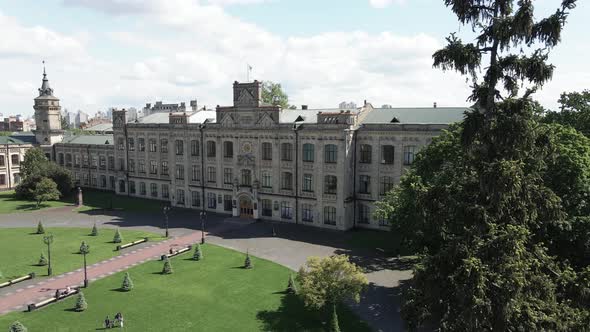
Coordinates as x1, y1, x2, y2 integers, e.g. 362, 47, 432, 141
33, 66, 64, 146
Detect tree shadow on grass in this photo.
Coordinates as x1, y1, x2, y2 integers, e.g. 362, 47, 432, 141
256, 293, 372, 332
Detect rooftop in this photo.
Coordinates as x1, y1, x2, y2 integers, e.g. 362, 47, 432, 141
360, 107, 468, 125
62, 134, 114, 145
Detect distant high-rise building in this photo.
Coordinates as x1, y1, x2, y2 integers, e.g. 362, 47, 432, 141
143, 99, 197, 116
339, 101, 357, 109
381, 104, 393, 109
75, 110, 89, 128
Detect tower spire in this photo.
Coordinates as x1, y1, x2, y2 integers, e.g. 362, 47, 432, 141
38, 60, 53, 96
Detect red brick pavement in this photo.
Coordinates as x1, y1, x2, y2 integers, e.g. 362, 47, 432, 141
0, 231, 202, 314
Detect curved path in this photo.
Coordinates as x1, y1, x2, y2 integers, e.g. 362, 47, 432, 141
0, 205, 412, 332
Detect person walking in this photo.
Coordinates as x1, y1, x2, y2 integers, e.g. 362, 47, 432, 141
104, 315, 111, 329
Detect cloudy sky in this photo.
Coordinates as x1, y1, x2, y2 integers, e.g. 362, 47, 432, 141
1, 0, 588, 117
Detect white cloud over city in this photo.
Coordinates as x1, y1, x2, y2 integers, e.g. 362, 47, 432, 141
0, 0, 584, 117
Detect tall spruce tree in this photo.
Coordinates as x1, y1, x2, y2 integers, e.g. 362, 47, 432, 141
375, 0, 589, 330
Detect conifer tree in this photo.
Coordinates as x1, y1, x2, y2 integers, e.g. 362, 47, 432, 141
90, 223, 98, 236
8, 321, 27, 332
162, 257, 173, 274
244, 251, 252, 269
287, 274, 297, 294
36, 221, 45, 234
113, 228, 122, 243
121, 272, 133, 291
329, 303, 341, 332
74, 291, 87, 312
193, 244, 203, 261
38, 252, 48, 266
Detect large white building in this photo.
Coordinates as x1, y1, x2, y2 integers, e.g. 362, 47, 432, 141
6, 69, 467, 231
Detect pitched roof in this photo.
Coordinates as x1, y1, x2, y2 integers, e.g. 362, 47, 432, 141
138, 110, 217, 124
84, 123, 113, 132
0, 136, 29, 145
361, 107, 468, 125
62, 134, 114, 145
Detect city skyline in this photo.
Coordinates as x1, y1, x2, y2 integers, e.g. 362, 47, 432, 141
0, 0, 588, 117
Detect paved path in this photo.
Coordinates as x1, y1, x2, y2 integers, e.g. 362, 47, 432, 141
0, 231, 201, 315
0, 205, 412, 331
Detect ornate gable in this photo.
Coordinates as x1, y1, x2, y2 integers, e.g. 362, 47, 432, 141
221, 113, 236, 128
256, 112, 276, 128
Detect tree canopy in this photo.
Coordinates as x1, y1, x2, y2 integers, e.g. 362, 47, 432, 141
261, 81, 295, 109
544, 90, 590, 136
375, 0, 589, 330
16, 148, 73, 200
31, 177, 60, 208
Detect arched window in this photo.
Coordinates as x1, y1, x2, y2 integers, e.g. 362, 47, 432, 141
224, 141, 234, 158
302, 143, 314, 162
324, 144, 337, 163
261, 142, 272, 160
207, 141, 216, 157
281, 143, 293, 161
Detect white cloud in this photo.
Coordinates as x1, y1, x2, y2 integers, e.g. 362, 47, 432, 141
369, 0, 406, 9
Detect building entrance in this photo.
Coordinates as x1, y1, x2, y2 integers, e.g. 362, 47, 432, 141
239, 196, 253, 218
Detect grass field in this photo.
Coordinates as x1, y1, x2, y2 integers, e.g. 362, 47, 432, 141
0, 191, 70, 214
0, 227, 162, 281
0, 245, 371, 332
74, 189, 168, 214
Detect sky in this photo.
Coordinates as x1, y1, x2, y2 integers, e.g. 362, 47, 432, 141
0, 0, 588, 118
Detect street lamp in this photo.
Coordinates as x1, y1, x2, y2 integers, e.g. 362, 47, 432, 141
42, 234, 54, 276
163, 204, 171, 238
79, 241, 90, 288
200, 211, 206, 244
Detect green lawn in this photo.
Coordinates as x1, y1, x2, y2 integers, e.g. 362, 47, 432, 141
0, 191, 70, 214
0, 227, 162, 281
0, 245, 372, 332
74, 190, 168, 214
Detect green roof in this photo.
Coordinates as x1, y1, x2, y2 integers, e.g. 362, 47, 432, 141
361, 107, 468, 125
0, 136, 29, 145
62, 134, 114, 145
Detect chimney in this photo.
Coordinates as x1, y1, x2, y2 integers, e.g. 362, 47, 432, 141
364, 100, 367, 106
433, 102, 437, 108
301, 105, 308, 110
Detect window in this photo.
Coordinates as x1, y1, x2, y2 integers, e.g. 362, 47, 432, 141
380, 176, 394, 195
324, 144, 337, 163
381, 145, 394, 164
302, 143, 314, 162
403, 146, 416, 165
223, 168, 233, 184
302, 204, 314, 222
191, 140, 199, 156
82, 155, 88, 167
162, 184, 169, 199
302, 174, 313, 192
261, 199, 272, 217
207, 141, 216, 157
241, 169, 251, 186
129, 181, 135, 194
118, 158, 124, 171
65, 154, 72, 167
324, 175, 337, 195
281, 143, 293, 161
175, 164, 184, 180
324, 206, 336, 225
0, 155, 4, 167
100, 175, 107, 188
161, 161, 169, 175
262, 142, 272, 160
223, 141, 233, 158
108, 156, 114, 170
280, 201, 292, 219
192, 165, 200, 182
191, 191, 200, 207
74, 155, 81, 167
150, 183, 158, 197
99, 156, 106, 169
223, 195, 232, 211
175, 140, 184, 155
261, 172, 272, 188
11, 155, 20, 165
0, 174, 5, 185
281, 172, 293, 190
358, 204, 370, 224
109, 176, 115, 189
118, 138, 124, 150
91, 155, 98, 168
207, 167, 216, 183
128, 138, 135, 151
149, 139, 157, 152
129, 159, 136, 172
379, 216, 391, 227
359, 175, 371, 194
58, 153, 64, 165
177, 189, 185, 205
138, 160, 145, 173
150, 160, 158, 174
207, 192, 217, 209
139, 182, 146, 195
138, 138, 145, 152
360, 144, 372, 163
161, 139, 168, 153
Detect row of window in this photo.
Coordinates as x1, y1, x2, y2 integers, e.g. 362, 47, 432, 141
73, 173, 116, 189
0, 155, 20, 166
359, 145, 416, 165
58, 153, 115, 170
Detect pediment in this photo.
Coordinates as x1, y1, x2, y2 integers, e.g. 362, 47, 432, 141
221, 114, 235, 127
256, 112, 276, 128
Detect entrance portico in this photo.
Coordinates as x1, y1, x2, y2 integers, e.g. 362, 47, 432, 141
233, 192, 259, 220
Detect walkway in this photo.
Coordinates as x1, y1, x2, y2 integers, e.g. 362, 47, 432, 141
0, 231, 201, 315
0, 205, 412, 331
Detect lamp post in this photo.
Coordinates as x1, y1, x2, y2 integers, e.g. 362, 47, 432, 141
200, 211, 206, 244
79, 241, 90, 288
43, 234, 54, 276
163, 205, 171, 238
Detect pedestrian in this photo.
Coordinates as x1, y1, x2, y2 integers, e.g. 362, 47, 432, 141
104, 315, 111, 329
55, 289, 60, 299
119, 313, 124, 328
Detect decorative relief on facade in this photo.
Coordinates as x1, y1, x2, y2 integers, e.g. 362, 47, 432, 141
237, 153, 255, 167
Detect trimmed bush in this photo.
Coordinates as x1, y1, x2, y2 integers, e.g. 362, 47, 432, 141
38, 252, 48, 266
121, 272, 133, 291
36, 221, 45, 234
244, 252, 253, 269
74, 292, 87, 312
113, 229, 122, 243
9, 321, 27, 332
90, 223, 98, 236
287, 274, 297, 294
193, 244, 203, 261
162, 257, 173, 274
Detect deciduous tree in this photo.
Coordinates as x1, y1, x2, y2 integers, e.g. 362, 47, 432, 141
30, 178, 60, 208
